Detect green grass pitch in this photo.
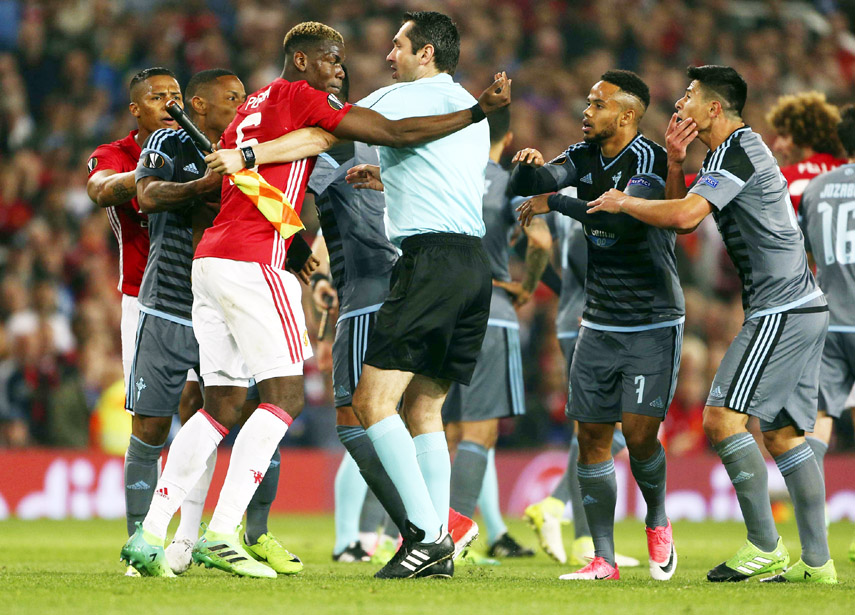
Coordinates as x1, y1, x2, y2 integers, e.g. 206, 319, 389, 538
1, 517, 853, 614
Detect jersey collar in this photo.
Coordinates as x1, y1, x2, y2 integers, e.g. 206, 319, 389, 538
599, 133, 643, 170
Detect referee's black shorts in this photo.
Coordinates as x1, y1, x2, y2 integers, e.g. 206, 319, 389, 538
363, 232, 491, 385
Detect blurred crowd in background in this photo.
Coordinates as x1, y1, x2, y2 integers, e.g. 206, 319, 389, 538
1, 0, 854, 454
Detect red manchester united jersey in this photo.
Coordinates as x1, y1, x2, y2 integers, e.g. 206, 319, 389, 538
195, 79, 352, 267
87, 130, 149, 296
782, 152, 846, 212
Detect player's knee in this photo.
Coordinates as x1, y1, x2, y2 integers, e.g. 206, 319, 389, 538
623, 430, 658, 459
702, 405, 731, 443
336, 405, 360, 427
131, 414, 171, 446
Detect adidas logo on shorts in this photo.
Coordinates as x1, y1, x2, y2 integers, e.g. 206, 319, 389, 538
649, 396, 665, 409
709, 386, 725, 399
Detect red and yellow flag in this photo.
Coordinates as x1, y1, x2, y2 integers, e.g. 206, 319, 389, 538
230, 168, 304, 240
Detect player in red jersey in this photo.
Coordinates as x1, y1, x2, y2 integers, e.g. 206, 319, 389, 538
766, 91, 846, 212
122, 21, 510, 578
86, 67, 182, 387
86, 68, 183, 575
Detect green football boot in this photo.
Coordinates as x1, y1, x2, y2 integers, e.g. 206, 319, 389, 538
455, 548, 501, 566
192, 525, 276, 578
120, 522, 175, 577
370, 536, 398, 565
244, 532, 303, 574
760, 558, 837, 584
707, 537, 789, 582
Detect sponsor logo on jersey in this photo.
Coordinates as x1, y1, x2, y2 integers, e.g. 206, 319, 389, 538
327, 93, 344, 110
580, 173, 592, 184
628, 176, 651, 188
699, 175, 719, 188
87, 157, 98, 173
143, 152, 165, 169
584, 225, 618, 248
182, 162, 199, 174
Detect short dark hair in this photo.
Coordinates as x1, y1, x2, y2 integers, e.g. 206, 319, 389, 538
129, 67, 177, 97
282, 21, 344, 57
838, 105, 855, 158
403, 11, 460, 74
185, 68, 236, 101
601, 70, 650, 110
487, 106, 511, 144
339, 64, 350, 102
686, 65, 747, 117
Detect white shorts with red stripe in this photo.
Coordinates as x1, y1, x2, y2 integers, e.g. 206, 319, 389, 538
191, 257, 312, 387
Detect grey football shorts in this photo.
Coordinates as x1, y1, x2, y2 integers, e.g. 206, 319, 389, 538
126, 312, 199, 417
567, 323, 683, 423
332, 310, 378, 408
817, 330, 855, 419
442, 324, 525, 423
706, 307, 828, 432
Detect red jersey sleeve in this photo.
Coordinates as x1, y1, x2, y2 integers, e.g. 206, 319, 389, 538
289, 82, 353, 132
87, 143, 124, 178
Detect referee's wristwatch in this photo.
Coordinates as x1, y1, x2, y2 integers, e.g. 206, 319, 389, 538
241, 146, 256, 168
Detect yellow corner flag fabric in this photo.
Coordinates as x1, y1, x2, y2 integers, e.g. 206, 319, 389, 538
231, 168, 305, 239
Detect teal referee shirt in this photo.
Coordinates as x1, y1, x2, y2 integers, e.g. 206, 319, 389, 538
357, 73, 490, 248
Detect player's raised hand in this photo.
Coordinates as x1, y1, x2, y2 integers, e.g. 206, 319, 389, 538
665, 113, 697, 166
587, 188, 626, 214
345, 164, 384, 191
477, 72, 512, 114
205, 148, 245, 175
516, 194, 550, 227
512, 148, 545, 167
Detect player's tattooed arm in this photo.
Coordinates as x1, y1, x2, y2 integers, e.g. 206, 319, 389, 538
87, 169, 138, 208
137, 169, 222, 214
333, 73, 511, 148
494, 216, 551, 307
205, 128, 338, 175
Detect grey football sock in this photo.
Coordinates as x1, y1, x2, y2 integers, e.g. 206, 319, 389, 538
449, 440, 489, 518
550, 437, 591, 539
359, 487, 387, 533
714, 432, 778, 552
629, 441, 668, 529
245, 448, 280, 544
611, 429, 627, 456
805, 436, 828, 481
577, 458, 617, 567
337, 425, 407, 534
774, 442, 830, 567
124, 435, 164, 536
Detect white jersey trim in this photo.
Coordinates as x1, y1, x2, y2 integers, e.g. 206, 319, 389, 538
747, 288, 824, 320
581, 316, 685, 333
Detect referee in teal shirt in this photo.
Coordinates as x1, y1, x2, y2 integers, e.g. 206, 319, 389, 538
345, 11, 496, 579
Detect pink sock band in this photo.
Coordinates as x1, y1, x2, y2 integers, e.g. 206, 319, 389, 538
258, 403, 293, 426
198, 409, 229, 437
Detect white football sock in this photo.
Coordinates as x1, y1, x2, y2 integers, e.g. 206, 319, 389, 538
143, 411, 227, 541
207, 404, 292, 535
172, 448, 217, 543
